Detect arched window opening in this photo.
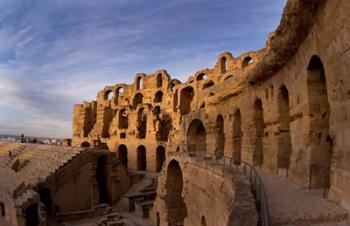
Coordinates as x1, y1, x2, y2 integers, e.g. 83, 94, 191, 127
137, 108, 147, 139
118, 109, 128, 129
202, 80, 214, 90
180, 87, 194, 115
137, 145, 147, 171
81, 141, 90, 148
136, 76, 142, 90
0, 202, 5, 217
200, 103, 205, 109
221, 57, 227, 73
154, 91, 163, 103
277, 85, 292, 175
165, 160, 187, 225
96, 155, 110, 204
156, 73, 163, 88
153, 106, 161, 115
39, 187, 52, 215
104, 90, 113, 101
156, 146, 166, 172
118, 145, 128, 168
187, 119, 206, 153
25, 204, 39, 226
242, 56, 253, 68
133, 93, 144, 109
115, 87, 125, 105
196, 73, 207, 81
215, 115, 225, 159
233, 109, 243, 165
253, 99, 264, 167
120, 132, 126, 139
307, 55, 331, 189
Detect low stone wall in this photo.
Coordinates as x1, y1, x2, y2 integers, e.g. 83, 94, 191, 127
151, 152, 258, 226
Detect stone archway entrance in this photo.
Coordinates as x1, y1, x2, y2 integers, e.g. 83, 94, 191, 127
307, 55, 332, 188
215, 115, 225, 158
253, 99, 264, 167
156, 146, 166, 172
165, 160, 187, 225
187, 119, 207, 153
118, 145, 128, 168
233, 109, 243, 165
25, 203, 39, 226
277, 85, 292, 175
96, 155, 110, 204
137, 145, 147, 171
39, 187, 52, 215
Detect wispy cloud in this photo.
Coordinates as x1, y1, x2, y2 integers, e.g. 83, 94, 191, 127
0, 0, 286, 137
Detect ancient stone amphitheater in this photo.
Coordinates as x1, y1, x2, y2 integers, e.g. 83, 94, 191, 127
1, 0, 350, 225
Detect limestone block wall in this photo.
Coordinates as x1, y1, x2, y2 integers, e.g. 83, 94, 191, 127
150, 154, 258, 226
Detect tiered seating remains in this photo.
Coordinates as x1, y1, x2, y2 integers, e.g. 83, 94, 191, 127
119, 174, 157, 219
0, 141, 85, 206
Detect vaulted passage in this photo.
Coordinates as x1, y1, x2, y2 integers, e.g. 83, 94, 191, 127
118, 145, 128, 168
307, 55, 332, 188
187, 119, 207, 153
215, 115, 225, 158
96, 155, 110, 204
39, 187, 52, 215
156, 146, 166, 172
233, 109, 243, 165
277, 85, 292, 173
253, 99, 264, 167
137, 108, 147, 139
137, 145, 147, 171
180, 87, 194, 115
165, 160, 187, 225
25, 203, 39, 226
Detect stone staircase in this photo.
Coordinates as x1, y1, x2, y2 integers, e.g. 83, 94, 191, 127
118, 173, 158, 219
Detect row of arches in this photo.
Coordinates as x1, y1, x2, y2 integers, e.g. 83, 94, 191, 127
117, 145, 166, 172
135, 73, 164, 90
186, 55, 331, 187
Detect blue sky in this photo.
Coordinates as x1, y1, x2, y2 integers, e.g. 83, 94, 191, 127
0, 0, 286, 138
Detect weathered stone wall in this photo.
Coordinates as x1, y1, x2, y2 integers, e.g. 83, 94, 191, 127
150, 153, 258, 226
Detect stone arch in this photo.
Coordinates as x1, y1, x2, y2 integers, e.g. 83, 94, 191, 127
118, 109, 128, 129
137, 145, 147, 171
154, 91, 163, 103
0, 202, 5, 217
242, 56, 253, 68
201, 216, 207, 226
104, 90, 113, 100
277, 85, 292, 174
114, 86, 125, 105
233, 108, 243, 165
136, 76, 142, 90
39, 187, 52, 215
137, 108, 147, 139
96, 155, 110, 204
156, 73, 163, 88
165, 160, 187, 225
220, 56, 227, 73
25, 203, 39, 226
253, 98, 264, 167
180, 86, 194, 115
187, 119, 207, 153
307, 55, 331, 188
118, 144, 128, 168
81, 141, 90, 148
196, 73, 207, 81
156, 145, 166, 172
215, 115, 225, 158
202, 80, 214, 90
133, 93, 143, 108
